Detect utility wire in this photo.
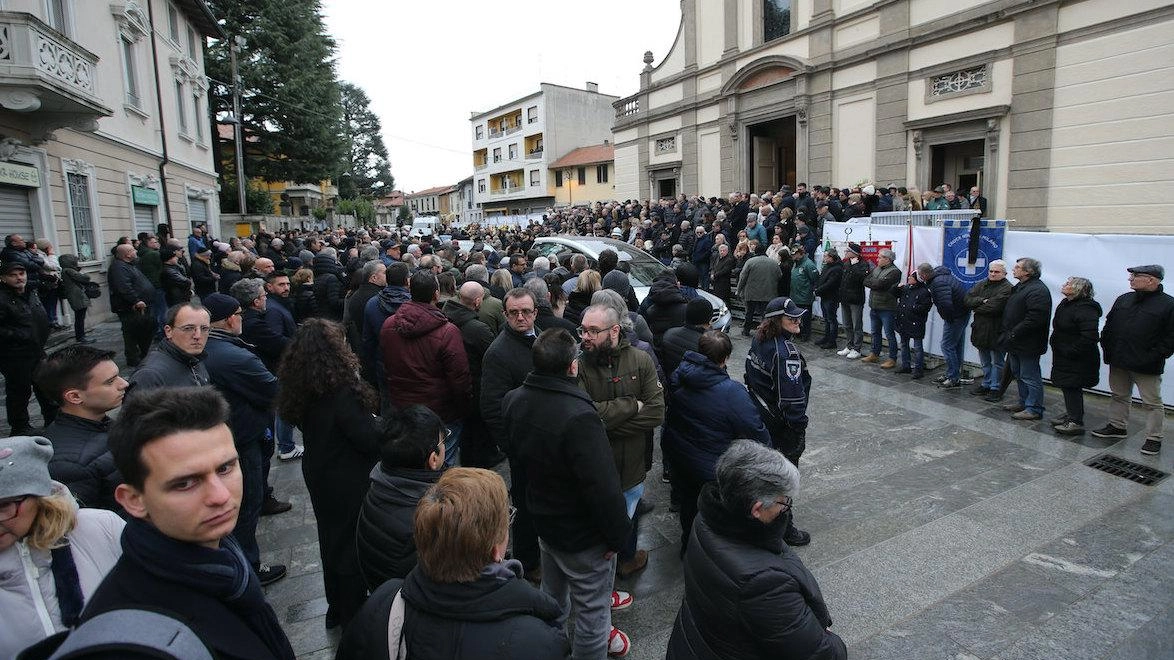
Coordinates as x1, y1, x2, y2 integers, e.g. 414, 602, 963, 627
207, 76, 470, 156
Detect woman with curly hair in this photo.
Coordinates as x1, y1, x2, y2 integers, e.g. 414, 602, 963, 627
276, 319, 381, 630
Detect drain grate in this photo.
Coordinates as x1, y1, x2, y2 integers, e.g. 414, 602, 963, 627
1084, 454, 1169, 486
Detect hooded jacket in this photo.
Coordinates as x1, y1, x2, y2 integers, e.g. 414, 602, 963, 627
578, 336, 666, 489
356, 464, 442, 591
0, 488, 124, 659
667, 484, 846, 660
203, 329, 277, 445
964, 277, 1013, 349
362, 284, 411, 370
642, 275, 688, 348
663, 352, 770, 481
504, 372, 631, 553
41, 414, 121, 512
926, 266, 968, 321
337, 566, 566, 660
1100, 284, 1174, 375
311, 255, 345, 320
381, 301, 471, 422
129, 340, 209, 389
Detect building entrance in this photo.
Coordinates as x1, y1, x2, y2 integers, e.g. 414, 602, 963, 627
748, 116, 796, 193
930, 139, 985, 193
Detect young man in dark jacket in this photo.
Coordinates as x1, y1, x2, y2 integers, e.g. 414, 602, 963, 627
1000, 258, 1053, 421
200, 293, 287, 585
91, 387, 296, 660
0, 260, 54, 434
814, 250, 843, 349
37, 345, 128, 512
836, 243, 870, 358
918, 263, 970, 388
1093, 264, 1174, 454
504, 328, 633, 658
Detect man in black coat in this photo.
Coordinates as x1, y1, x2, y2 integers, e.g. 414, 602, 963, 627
814, 250, 843, 349
999, 258, 1053, 421
0, 261, 54, 434
443, 282, 500, 468
344, 260, 386, 367
661, 298, 713, 378
481, 288, 541, 578
232, 278, 288, 374
107, 243, 156, 367
504, 328, 632, 659
836, 243, 870, 358
668, 440, 846, 660
1093, 264, 1174, 455
190, 246, 218, 298
90, 387, 296, 660
37, 345, 128, 512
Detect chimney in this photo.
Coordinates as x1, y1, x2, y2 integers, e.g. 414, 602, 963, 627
604, 139, 609, 145
586, 82, 598, 93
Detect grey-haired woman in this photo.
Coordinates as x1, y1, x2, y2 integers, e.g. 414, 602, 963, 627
1048, 276, 1102, 435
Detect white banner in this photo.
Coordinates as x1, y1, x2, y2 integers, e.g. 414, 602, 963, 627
817, 223, 1174, 402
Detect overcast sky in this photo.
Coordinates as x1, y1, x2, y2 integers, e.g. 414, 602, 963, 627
321, 0, 681, 193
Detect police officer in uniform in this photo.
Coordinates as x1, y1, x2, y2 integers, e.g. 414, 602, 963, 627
744, 296, 812, 546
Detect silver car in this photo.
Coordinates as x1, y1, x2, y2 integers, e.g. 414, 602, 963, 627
533, 235, 732, 331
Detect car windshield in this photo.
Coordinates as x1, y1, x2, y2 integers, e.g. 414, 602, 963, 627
603, 243, 669, 286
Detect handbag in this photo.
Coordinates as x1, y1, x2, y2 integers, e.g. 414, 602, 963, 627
386, 589, 408, 659
84, 281, 101, 299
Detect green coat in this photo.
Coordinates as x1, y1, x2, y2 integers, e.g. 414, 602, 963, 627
789, 257, 819, 306
736, 255, 782, 303
864, 263, 901, 310
578, 338, 666, 490
137, 248, 163, 287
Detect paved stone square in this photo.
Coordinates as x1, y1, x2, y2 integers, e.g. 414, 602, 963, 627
4, 323, 1171, 659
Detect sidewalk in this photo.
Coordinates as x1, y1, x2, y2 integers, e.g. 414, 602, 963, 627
2, 323, 1170, 658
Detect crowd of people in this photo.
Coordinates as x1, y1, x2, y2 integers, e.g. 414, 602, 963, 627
0, 177, 1169, 659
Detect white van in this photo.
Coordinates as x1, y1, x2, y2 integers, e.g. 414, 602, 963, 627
409, 216, 440, 238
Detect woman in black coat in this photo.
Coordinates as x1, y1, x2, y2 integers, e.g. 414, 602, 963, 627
710, 244, 735, 302
1048, 277, 1102, 435
276, 319, 381, 630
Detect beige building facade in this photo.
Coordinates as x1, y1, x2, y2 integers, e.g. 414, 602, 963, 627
0, 0, 220, 324
612, 0, 1174, 233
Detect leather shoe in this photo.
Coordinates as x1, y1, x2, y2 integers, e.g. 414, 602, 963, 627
784, 527, 811, 546
617, 549, 648, 578
860, 354, 879, 364
1002, 402, 1025, 412
1011, 410, 1042, 421
261, 495, 292, 516
880, 359, 897, 369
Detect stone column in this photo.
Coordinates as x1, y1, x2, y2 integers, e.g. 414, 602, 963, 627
1005, 5, 1059, 229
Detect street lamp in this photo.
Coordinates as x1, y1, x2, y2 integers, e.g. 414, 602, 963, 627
228, 35, 247, 215
565, 169, 575, 206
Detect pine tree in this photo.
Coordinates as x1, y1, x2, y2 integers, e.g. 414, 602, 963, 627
339, 82, 394, 198
206, 0, 345, 185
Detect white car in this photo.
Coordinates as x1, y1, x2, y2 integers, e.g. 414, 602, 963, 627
533, 235, 732, 331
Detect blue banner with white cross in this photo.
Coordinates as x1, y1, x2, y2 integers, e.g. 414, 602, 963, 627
942, 218, 1007, 290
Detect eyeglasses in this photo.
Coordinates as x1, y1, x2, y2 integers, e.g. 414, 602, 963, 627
0, 496, 29, 522
505, 308, 537, 318
578, 324, 617, 338
174, 324, 211, 334
773, 496, 793, 514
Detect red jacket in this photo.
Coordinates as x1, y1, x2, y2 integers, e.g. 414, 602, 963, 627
380, 300, 471, 422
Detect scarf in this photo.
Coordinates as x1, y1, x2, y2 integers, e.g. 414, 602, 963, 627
121, 518, 294, 659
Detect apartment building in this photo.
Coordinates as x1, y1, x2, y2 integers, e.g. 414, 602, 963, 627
0, 0, 221, 324
612, 0, 1174, 233
548, 142, 615, 206
471, 82, 617, 217
407, 184, 453, 216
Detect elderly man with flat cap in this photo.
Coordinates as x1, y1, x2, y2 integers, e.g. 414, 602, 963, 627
1093, 265, 1174, 455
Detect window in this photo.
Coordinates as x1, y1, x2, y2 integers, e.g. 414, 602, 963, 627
121, 37, 140, 107
764, 0, 791, 43
476, 125, 484, 140
176, 81, 189, 134
192, 92, 204, 141
529, 169, 539, 186
527, 106, 538, 124
555, 171, 563, 187
597, 164, 609, 184
47, 0, 68, 33
577, 167, 586, 185
508, 144, 518, 160
167, 4, 180, 42
187, 27, 200, 60
492, 147, 501, 163
478, 179, 486, 193
66, 172, 97, 262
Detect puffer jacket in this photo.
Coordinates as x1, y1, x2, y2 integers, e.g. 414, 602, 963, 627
642, 275, 688, 348
863, 263, 901, 310
926, 266, 968, 321
1100, 284, 1174, 375
41, 414, 121, 512
895, 281, 934, 339
58, 254, 91, 311
129, 339, 209, 389
999, 276, 1053, 356
1049, 297, 1102, 389
578, 337, 665, 490
0, 487, 124, 659
381, 301, 471, 422
356, 464, 442, 591
667, 484, 846, 660
838, 258, 871, 305
964, 278, 1013, 349
663, 352, 770, 482
312, 255, 345, 320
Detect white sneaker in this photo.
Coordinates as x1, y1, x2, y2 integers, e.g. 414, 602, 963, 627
846, 350, 861, 359
278, 445, 304, 461
836, 347, 851, 356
